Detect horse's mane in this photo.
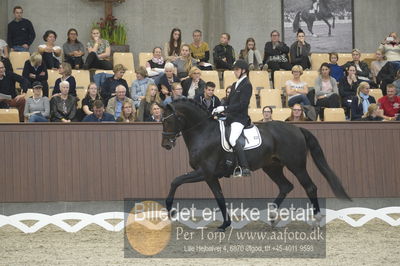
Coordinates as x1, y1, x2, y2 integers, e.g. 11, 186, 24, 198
171, 98, 210, 118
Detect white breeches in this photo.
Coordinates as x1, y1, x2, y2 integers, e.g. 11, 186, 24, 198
229, 122, 245, 147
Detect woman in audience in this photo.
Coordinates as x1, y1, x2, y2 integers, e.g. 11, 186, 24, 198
327, 52, 344, 82
164, 28, 182, 62
146, 102, 163, 122
0, 38, 12, 72
130, 66, 155, 109
24, 81, 50, 122
285, 103, 310, 121
342, 49, 371, 81
173, 44, 197, 79
189, 29, 212, 70
50, 80, 77, 122
361, 103, 385, 121
63, 28, 85, 70
83, 28, 112, 70
116, 100, 136, 123
101, 64, 130, 104
350, 82, 376, 121
378, 32, 400, 65
263, 30, 291, 74
314, 63, 340, 120
181, 66, 206, 99
285, 65, 310, 107
52, 62, 77, 97
371, 49, 387, 84
158, 62, 180, 100
239, 37, 264, 70
38, 30, 61, 69
339, 65, 360, 115
22, 52, 49, 97
137, 84, 161, 122
82, 82, 102, 116
260, 106, 273, 122
220, 86, 231, 105
290, 29, 311, 69
146, 47, 165, 78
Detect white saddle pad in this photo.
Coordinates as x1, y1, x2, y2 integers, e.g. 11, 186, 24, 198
219, 120, 262, 152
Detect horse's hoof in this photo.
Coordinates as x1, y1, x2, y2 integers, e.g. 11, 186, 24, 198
168, 210, 177, 219
312, 34, 318, 37
216, 227, 225, 232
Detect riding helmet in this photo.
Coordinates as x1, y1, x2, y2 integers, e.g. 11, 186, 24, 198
233, 59, 249, 71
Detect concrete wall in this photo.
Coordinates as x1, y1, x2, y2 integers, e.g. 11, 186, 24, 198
4, 0, 400, 64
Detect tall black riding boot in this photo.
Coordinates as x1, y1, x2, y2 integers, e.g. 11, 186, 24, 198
233, 144, 251, 177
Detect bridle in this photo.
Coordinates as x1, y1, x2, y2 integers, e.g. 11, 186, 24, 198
161, 111, 182, 143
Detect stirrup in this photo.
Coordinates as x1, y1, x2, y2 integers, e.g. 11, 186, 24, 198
233, 166, 243, 178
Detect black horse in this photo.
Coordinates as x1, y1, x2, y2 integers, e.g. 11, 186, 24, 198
161, 99, 350, 231
293, 0, 336, 37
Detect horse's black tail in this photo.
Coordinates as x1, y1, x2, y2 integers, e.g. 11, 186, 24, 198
293, 11, 301, 32
300, 127, 351, 200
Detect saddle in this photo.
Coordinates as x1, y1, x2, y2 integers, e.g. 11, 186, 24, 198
218, 120, 262, 153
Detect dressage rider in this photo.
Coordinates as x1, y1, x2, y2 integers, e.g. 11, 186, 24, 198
212, 59, 253, 177
310, 0, 320, 14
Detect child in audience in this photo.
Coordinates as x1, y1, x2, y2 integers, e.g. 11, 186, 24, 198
173, 44, 197, 79
328, 52, 344, 82
213, 33, 235, 70
239, 37, 264, 70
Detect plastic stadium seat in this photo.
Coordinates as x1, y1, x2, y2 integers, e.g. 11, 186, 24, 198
302, 70, 319, 88
201, 71, 220, 90
249, 92, 257, 109
323, 108, 346, 122
139, 52, 153, 67
272, 108, 291, 121
9, 51, 30, 72
223, 71, 237, 90
361, 53, 376, 68
95, 70, 136, 87
113, 52, 134, 71
213, 89, 225, 100
0, 109, 19, 123
259, 89, 282, 109
95, 70, 114, 75
72, 70, 90, 90
273, 70, 292, 90
76, 88, 87, 109
24, 89, 34, 99
248, 108, 263, 122
311, 53, 330, 70
249, 70, 270, 92
47, 69, 61, 89
369, 89, 383, 101
337, 53, 353, 66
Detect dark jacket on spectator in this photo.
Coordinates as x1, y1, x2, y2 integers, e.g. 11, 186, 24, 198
100, 76, 130, 105
338, 77, 360, 98
342, 61, 370, 79
50, 95, 77, 122
22, 60, 48, 86
53, 76, 77, 97
7, 18, 36, 47
263, 41, 290, 64
157, 74, 180, 100
213, 44, 235, 69
194, 94, 221, 114
181, 78, 206, 98
350, 95, 376, 121
0, 72, 28, 98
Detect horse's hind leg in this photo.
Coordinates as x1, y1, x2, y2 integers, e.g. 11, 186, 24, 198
292, 168, 321, 215
322, 17, 332, 36
205, 177, 231, 232
263, 164, 294, 208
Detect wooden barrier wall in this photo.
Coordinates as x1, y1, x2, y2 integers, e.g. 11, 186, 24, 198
0, 122, 399, 203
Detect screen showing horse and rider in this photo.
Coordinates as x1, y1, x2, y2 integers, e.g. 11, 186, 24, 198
283, 0, 353, 52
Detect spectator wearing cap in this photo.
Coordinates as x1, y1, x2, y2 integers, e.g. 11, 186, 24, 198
82, 100, 115, 122
24, 81, 50, 122
0, 61, 28, 122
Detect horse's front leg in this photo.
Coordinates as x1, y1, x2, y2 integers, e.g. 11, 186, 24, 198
205, 177, 231, 232
166, 169, 204, 216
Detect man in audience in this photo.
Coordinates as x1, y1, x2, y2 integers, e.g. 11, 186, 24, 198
82, 100, 115, 122
213, 33, 235, 70
189, 30, 212, 70
163, 82, 185, 104
0, 61, 28, 122
106, 85, 134, 119
378, 84, 400, 119
194, 81, 221, 113
7, 6, 36, 52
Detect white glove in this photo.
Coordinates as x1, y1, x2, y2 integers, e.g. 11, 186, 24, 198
212, 106, 225, 115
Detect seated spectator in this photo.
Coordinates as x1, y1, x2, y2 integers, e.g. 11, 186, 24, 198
81, 82, 102, 116
263, 30, 291, 76
52, 62, 76, 97
314, 63, 340, 120
116, 100, 136, 123
146, 47, 165, 78
101, 64, 130, 105
164, 82, 185, 105
350, 82, 376, 121
361, 104, 385, 121
106, 85, 134, 119
63, 28, 85, 70
22, 52, 49, 97
285, 104, 310, 121
239, 37, 264, 71
378, 32, 400, 67
378, 84, 400, 119
0, 39, 12, 72
260, 106, 273, 122
164, 28, 182, 62
130, 66, 154, 109
194, 81, 221, 113
146, 102, 163, 122
342, 49, 371, 82
83, 28, 112, 70
213, 33, 235, 70
220, 86, 231, 105
173, 44, 197, 79
393, 69, 400, 95
328, 52, 344, 82
285, 65, 311, 107
82, 99, 114, 122
137, 84, 162, 122
371, 49, 387, 84
7, 6, 35, 52
38, 30, 61, 69
290, 29, 311, 70
189, 30, 212, 70
158, 62, 180, 101
181, 66, 206, 99
0, 61, 28, 122
339, 65, 360, 116
23, 81, 49, 122
50, 80, 77, 122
